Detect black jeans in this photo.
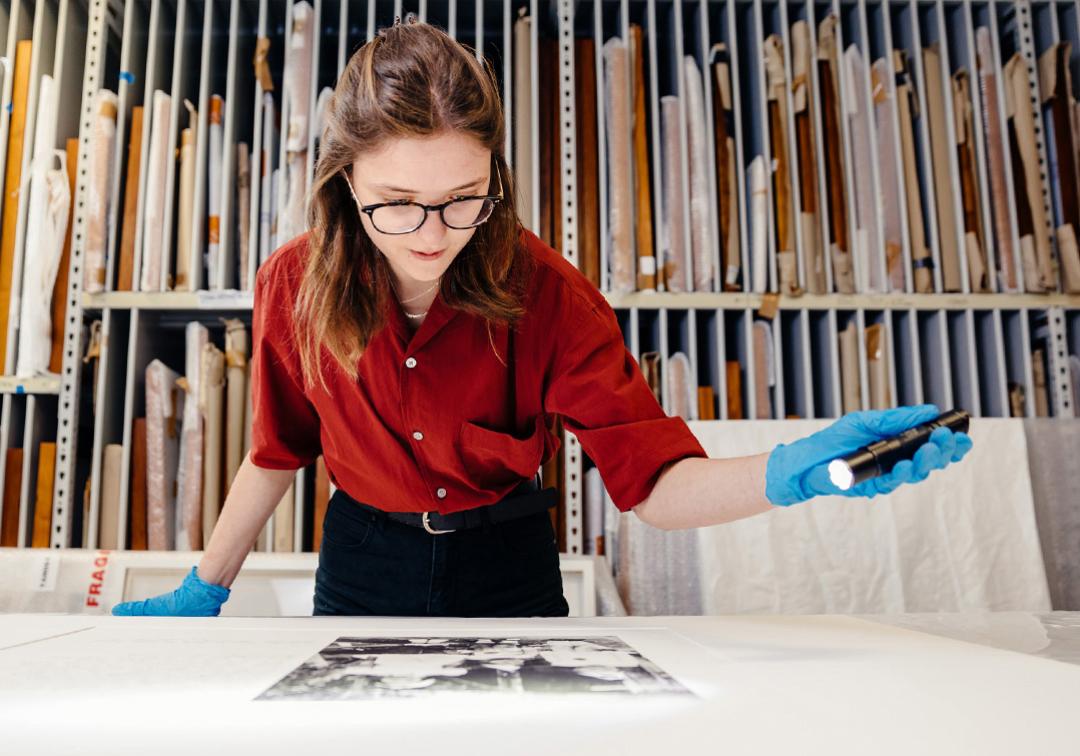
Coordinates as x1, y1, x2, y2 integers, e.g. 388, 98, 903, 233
313, 488, 570, 617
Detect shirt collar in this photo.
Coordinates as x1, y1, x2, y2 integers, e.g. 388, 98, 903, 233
384, 285, 460, 354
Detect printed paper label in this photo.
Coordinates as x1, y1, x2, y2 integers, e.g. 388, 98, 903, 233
30, 553, 59, 592
197, 290, 253, 309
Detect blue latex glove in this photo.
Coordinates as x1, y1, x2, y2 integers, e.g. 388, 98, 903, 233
111, 566, 231, 616
765, 404, 973, 507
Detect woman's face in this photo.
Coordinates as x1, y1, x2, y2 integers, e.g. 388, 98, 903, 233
346, 132, 492, 287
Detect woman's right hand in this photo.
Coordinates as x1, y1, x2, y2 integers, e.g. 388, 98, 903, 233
111, 566, 231, 616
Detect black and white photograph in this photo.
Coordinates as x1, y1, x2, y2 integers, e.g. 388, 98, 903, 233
256, 636, 695, 700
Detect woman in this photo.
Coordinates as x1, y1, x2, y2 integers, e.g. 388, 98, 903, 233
112, 17, 971, 618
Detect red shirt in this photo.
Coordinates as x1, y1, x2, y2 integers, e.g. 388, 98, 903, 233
249, 227, 707, 514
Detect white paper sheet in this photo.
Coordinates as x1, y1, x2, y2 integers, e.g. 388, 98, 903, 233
513, 10, 533, 227
844, 45, 883, 293
583, 466, 602, 556
2, 614, 1079, 755
259, 93, 277, 267
660, 95, 687, 292
749, 155, 768, 293
141, 91, 171, 292
683, 56, 714, 292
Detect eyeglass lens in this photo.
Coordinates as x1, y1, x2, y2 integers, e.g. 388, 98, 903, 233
371, 198, 495, 234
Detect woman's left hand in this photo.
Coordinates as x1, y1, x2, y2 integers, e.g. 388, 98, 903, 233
764, 404, 974, 507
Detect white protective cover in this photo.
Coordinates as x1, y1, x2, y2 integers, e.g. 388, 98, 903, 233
690, 418, 1051, 614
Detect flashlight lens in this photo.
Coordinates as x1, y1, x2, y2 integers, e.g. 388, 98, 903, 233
828, 459, 855, 491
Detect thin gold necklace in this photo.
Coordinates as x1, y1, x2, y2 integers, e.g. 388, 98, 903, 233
395, 279, 440, 303
390, 277, 441, 319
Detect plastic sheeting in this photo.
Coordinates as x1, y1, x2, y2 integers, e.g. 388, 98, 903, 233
15, 74, 71, 377
616, 510, 703, 616
860, 611, 1080, 666
1024, 419, 1080, 610
614, 418, 1051, 615
698, 418, 1051, 614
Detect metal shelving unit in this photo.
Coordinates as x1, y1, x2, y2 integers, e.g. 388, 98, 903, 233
0, 0, 1075, 559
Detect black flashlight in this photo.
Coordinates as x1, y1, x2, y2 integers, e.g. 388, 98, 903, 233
827, 409, 971, 491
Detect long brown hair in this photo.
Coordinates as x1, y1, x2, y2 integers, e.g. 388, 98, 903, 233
295, 15, 531, 394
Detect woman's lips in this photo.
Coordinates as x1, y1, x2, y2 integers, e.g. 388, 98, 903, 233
410, 248, 445, 260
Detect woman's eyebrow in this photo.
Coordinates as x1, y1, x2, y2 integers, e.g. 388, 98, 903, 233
372, 176, 486, 194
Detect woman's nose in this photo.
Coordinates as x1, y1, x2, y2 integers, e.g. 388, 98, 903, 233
414, 208, 448, 242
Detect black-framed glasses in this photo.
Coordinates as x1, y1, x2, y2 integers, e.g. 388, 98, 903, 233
342, 159, 504, 235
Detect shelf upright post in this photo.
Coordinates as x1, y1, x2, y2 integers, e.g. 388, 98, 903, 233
52, 0, 111, 548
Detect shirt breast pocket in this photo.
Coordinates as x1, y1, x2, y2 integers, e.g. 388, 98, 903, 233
457, 416, 546, 487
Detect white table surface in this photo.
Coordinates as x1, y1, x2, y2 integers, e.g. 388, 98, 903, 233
2, 613, 1079, 755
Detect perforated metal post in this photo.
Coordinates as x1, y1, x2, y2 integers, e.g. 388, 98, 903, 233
51, 0, 109, 547
558, 0, 582, 555
1013, 2, 1073, 414
1047, 307, 1074, 417
1014, 0, 1060, 292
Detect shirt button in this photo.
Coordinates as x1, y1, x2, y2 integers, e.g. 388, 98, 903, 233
412, 431, 424, 441
436, 488, 447, 499
405, 357, 417, 368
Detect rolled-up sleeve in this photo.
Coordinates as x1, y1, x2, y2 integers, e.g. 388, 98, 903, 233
541, 292, 708, 512
248, 264, 322, 470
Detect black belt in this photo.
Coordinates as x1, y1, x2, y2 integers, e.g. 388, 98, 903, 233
341, 475, 556, 535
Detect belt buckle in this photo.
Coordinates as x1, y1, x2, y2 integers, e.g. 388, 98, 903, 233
422, 511, 455, 535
